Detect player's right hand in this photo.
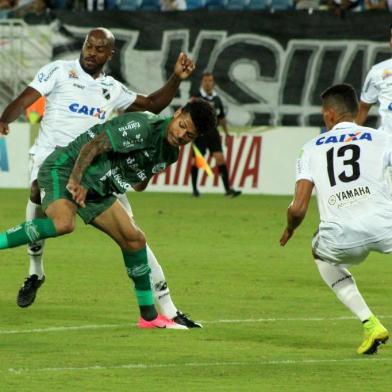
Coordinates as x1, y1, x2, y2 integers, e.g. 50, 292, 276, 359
0, 122, 10, 135
279, 227, 294, 246
66, 180, 87, 208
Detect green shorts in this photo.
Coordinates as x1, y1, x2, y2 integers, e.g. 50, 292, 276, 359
37, 149, 117, 224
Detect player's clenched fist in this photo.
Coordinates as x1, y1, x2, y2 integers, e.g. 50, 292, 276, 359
174, 52, 195, 80
0, 122, 10, 135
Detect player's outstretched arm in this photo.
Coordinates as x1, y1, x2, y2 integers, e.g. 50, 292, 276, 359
125, 52, 195, 114
355, 101, 372, 126
0, 87, 41, 135
67, 131, 113, 207
280, 179, 314, 246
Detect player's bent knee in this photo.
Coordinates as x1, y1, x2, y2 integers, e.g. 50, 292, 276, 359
122, 230, 146, 251
52, 219, 75, 235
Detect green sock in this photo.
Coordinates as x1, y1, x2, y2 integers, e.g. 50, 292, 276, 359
122, 247, 157, 321
0, 219, 58, 250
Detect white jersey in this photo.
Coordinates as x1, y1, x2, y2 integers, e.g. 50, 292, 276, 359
29, 59, 137, 155
361, 58, 392, 134
297, 121, 392, 248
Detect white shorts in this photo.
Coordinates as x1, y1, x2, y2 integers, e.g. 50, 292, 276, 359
312, 231, 392, 266
29, 151, 51, 184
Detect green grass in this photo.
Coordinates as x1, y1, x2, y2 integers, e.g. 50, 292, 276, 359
0, 190, 391, 391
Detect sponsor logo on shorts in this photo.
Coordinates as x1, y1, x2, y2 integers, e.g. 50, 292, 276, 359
316, 132, 372, 145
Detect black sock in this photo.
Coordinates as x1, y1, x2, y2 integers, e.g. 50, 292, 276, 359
191, 165, 199, 193
218, 164, 230, 192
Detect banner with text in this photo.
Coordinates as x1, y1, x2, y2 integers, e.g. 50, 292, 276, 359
149, 127, 319, 195
53, 11, 392, 127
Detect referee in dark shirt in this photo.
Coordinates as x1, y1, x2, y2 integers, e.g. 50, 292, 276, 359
190, 72, 241, 197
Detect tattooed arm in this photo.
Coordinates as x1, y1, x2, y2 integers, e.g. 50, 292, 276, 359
67, 131, 112, 208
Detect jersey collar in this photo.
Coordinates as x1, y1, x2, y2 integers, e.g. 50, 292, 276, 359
332, 121, 358, 131
76, 59, 105, 81
199, 87, 217, 98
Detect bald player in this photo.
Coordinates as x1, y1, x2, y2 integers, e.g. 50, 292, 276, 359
0, 27, 201, 328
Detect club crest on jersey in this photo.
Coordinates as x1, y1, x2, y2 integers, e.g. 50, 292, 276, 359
316, 132, 372, 145
68, 70, 78, 79
102, 88, 110, 100
69, 103, 106, 120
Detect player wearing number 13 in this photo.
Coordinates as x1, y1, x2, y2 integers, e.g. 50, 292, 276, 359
280, 84, 391, 354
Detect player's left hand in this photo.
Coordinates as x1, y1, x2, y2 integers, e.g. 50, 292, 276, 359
66, 179, 87, 208
174, 52, 195, 80
280, 227, 294, 246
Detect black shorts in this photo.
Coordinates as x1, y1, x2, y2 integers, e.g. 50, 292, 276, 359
193, 129, 223, 155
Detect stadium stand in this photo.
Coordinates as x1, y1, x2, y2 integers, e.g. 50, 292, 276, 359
226, 0, 249, 9
270, 0, 293, 10
141, 0, 160, 10
246, 0, 270, 9
118, 0, 142, 9
205, 0, 228, 8
186, 0, 205, 8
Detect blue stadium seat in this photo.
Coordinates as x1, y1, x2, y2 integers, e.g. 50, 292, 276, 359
270, 0, 293, 10
140, 0, 160, 10
205, 0, 227, 9
186, 0, 205, 8
118, 0, 142, 10
246, 0, 270, 9
226, 0, 248, 9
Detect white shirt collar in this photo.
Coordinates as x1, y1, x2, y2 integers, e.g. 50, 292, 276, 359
199, 87, 217, 98
76, 59, 105, 81
331, 121, 358, 131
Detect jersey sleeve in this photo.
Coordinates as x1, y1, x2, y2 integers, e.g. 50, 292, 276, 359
112, 82, 138, 111
296, 146, 313, 183
360, 68, 379, 104
105, 115, 150, 153
29, 61, 62, 97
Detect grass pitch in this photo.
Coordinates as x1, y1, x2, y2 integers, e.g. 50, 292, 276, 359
0, 189, 391, 391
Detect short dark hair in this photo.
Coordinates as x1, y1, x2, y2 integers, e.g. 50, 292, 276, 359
320, 83, 358, 116
202, 71, 213, 78
182, 99, 217, 136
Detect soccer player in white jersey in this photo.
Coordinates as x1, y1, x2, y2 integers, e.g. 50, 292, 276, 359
280, 84, 390, 354
356, 25, 392, 133
0, 27, 201, 328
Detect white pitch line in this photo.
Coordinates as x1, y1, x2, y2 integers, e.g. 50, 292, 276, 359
1, 315, 392, 335
6, 357, 392, 375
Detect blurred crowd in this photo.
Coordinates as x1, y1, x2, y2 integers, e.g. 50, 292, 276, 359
0, 0, 391, 21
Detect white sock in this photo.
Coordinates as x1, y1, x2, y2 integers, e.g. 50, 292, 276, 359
116, 193, 133, 217
26, 199, 45, 279
116, 193, 178, 318
315, 259, 372, 322
147, 245, 178, 319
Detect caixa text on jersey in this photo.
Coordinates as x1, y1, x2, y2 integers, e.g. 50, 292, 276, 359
68, 103, 106, 120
